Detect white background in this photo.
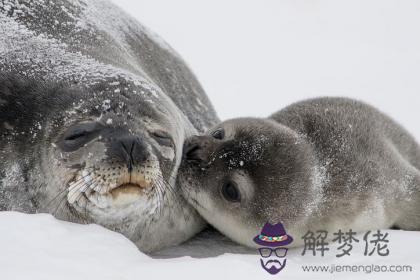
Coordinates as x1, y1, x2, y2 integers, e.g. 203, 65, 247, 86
112, 0, 420, 140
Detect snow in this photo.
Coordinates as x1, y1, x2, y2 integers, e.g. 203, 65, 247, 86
0, 212, 419, 279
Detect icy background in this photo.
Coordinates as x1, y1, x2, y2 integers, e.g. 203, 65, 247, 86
2, 0, 420, 279
112, 0, 420, 141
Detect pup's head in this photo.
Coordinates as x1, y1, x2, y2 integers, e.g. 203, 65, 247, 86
179, 118, 315, 247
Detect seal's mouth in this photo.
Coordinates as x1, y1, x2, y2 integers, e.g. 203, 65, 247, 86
109, 182, 146, 199
111, 183, 144, 194
107, 182, 150, 207
67, 164, 160, 209
110, 173, 151, 194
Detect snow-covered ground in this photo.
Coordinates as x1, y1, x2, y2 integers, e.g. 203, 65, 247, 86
2, 1, 420, 279
1, 212, 419, 279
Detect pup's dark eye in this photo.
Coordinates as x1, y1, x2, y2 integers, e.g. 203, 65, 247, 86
151, 130, 173, 147
211, 128, 224, 140
221, 181, 241, 202
59, 122, 102, 152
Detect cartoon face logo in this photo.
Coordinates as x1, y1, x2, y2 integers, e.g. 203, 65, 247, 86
253, 222, 293, 275
258, 247, 288, 274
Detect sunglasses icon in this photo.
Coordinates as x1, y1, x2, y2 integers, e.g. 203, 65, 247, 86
258, 247, 288, 258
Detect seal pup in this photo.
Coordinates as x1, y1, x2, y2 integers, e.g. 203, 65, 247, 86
180, 97, 420, 248
0, 0, 218, 252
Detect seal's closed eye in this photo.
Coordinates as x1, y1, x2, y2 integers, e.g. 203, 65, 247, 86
151, 130, 173, 147
59, 122, 103, 152
65, 129, 88, 141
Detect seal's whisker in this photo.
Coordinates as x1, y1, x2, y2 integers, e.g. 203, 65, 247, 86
66, 175, 99, 204
153, 176, 179, 219
69, 203, 87, 224
68, 173, 95, 188
156, 179, 178, 220
158, 174, 190, 223
153, 179, 165, 217
44, 187, 68, 210
53, 194, 69, 218
149, 181, 160, 214
44, 173, 95, 211
68, 178, 100, 205
166, 181, 193, 214
68, 177, 91, 193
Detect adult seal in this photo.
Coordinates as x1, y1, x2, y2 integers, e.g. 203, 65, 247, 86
180, 97, 420, 248
0, 0, 218, 252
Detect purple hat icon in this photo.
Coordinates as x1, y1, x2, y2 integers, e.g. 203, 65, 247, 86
253, 222, 293, 247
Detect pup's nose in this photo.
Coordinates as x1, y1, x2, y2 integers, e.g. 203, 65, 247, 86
183, 136, 210, 162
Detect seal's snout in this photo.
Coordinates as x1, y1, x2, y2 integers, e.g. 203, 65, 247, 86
109, 135, 148, 171
183, 141, 201, 161
183, 135, 214, 163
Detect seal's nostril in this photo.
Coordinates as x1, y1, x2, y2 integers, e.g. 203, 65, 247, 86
110, 135, 147, 171
184, 144, 202, 161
